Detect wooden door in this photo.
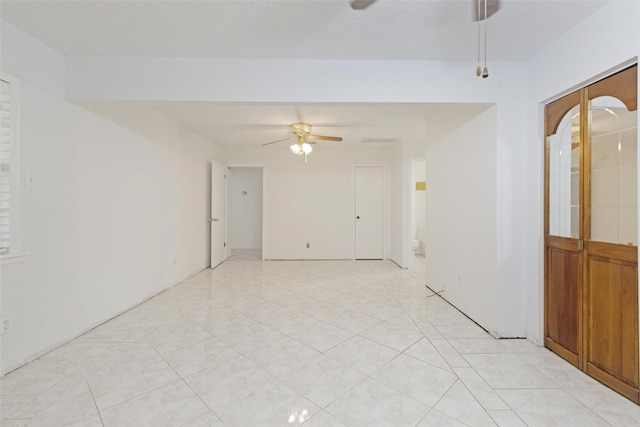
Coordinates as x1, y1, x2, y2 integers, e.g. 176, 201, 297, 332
545, 65, 639, 403
584, 67, 639, 402
586, 244, 638, 401
545, 91, 583, 368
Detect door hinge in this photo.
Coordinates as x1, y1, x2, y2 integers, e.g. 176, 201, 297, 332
578, 240, 584, 251
224, 242, 226, 247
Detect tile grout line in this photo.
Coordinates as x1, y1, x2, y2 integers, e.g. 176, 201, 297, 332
147, 347, 227, 426
377, 267, 505, 427
86, 380, 106, 427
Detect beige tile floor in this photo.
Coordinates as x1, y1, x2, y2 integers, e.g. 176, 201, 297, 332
2, 258, 640, 426
225, 249, 262, 262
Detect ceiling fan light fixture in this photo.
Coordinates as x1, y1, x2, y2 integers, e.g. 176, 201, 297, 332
262, 122, 341, 163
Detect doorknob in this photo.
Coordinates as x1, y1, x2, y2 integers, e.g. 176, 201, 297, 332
356, 216, 360, 219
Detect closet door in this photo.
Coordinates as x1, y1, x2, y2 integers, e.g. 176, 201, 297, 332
545, 65, 639, 403
355, 166, 384, 260
544, 91, 583, 368
584, 67, 638, 402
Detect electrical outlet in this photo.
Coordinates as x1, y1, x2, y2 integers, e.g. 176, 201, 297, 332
1, 317, 10, 335
168, 253, 177, 267
306, 242, 310, 248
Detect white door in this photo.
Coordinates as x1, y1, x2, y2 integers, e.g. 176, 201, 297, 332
355, 166, 384, 259
210, 160, 226, 268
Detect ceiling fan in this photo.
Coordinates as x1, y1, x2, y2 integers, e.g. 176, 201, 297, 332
261, 122, 343, 162
350, 1, 501, 77
351, 0, 500, 16
473, 0, 500, 21
350, 0, 377, 10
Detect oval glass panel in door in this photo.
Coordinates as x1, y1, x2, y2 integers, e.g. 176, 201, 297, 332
589, 96, 638, 245
548, 105, 581, 238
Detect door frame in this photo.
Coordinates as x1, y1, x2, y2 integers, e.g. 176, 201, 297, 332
226, 163, 265, 261
210, 159, 227, 269
409, 157, 427, 264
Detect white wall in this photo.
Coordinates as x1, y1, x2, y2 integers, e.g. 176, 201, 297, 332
0, 21, 66, 98
222, 146, 394, 261
65, 58, 523, 105
0, 23, 217, 374
524, 0, 640, 344
228, 167, 263, 250
425, 106, 499, 334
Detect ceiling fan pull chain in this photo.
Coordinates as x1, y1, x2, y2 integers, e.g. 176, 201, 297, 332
482, 0, 489, 78
476, 0, 482, 76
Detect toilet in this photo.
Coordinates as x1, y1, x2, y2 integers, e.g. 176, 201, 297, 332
411, 225, 420, 254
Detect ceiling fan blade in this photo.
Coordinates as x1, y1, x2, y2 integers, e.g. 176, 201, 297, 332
309, 135, 343, 142
472, 0, 500, 21
350, 0, 377, 10
261, 136, 293, 146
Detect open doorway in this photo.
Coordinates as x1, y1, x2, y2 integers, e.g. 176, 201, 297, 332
410, 159, 426, 269
227, 166, 263, 261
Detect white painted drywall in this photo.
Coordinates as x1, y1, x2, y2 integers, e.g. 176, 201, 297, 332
0, 21, 66, 98
228, 167, 263, 250
222, 146, 394, 261
0, 23, 217, 374
65, 57, 523, 105
425, 106, 499, 334
524, 0, 640, 345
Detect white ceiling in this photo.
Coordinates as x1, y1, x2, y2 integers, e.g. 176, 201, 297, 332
1, 0, 608, 148
145, 102, 492, 147
1, 0, 607, 61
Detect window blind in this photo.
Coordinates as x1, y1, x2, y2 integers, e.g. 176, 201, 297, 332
0, 79, 11, 254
